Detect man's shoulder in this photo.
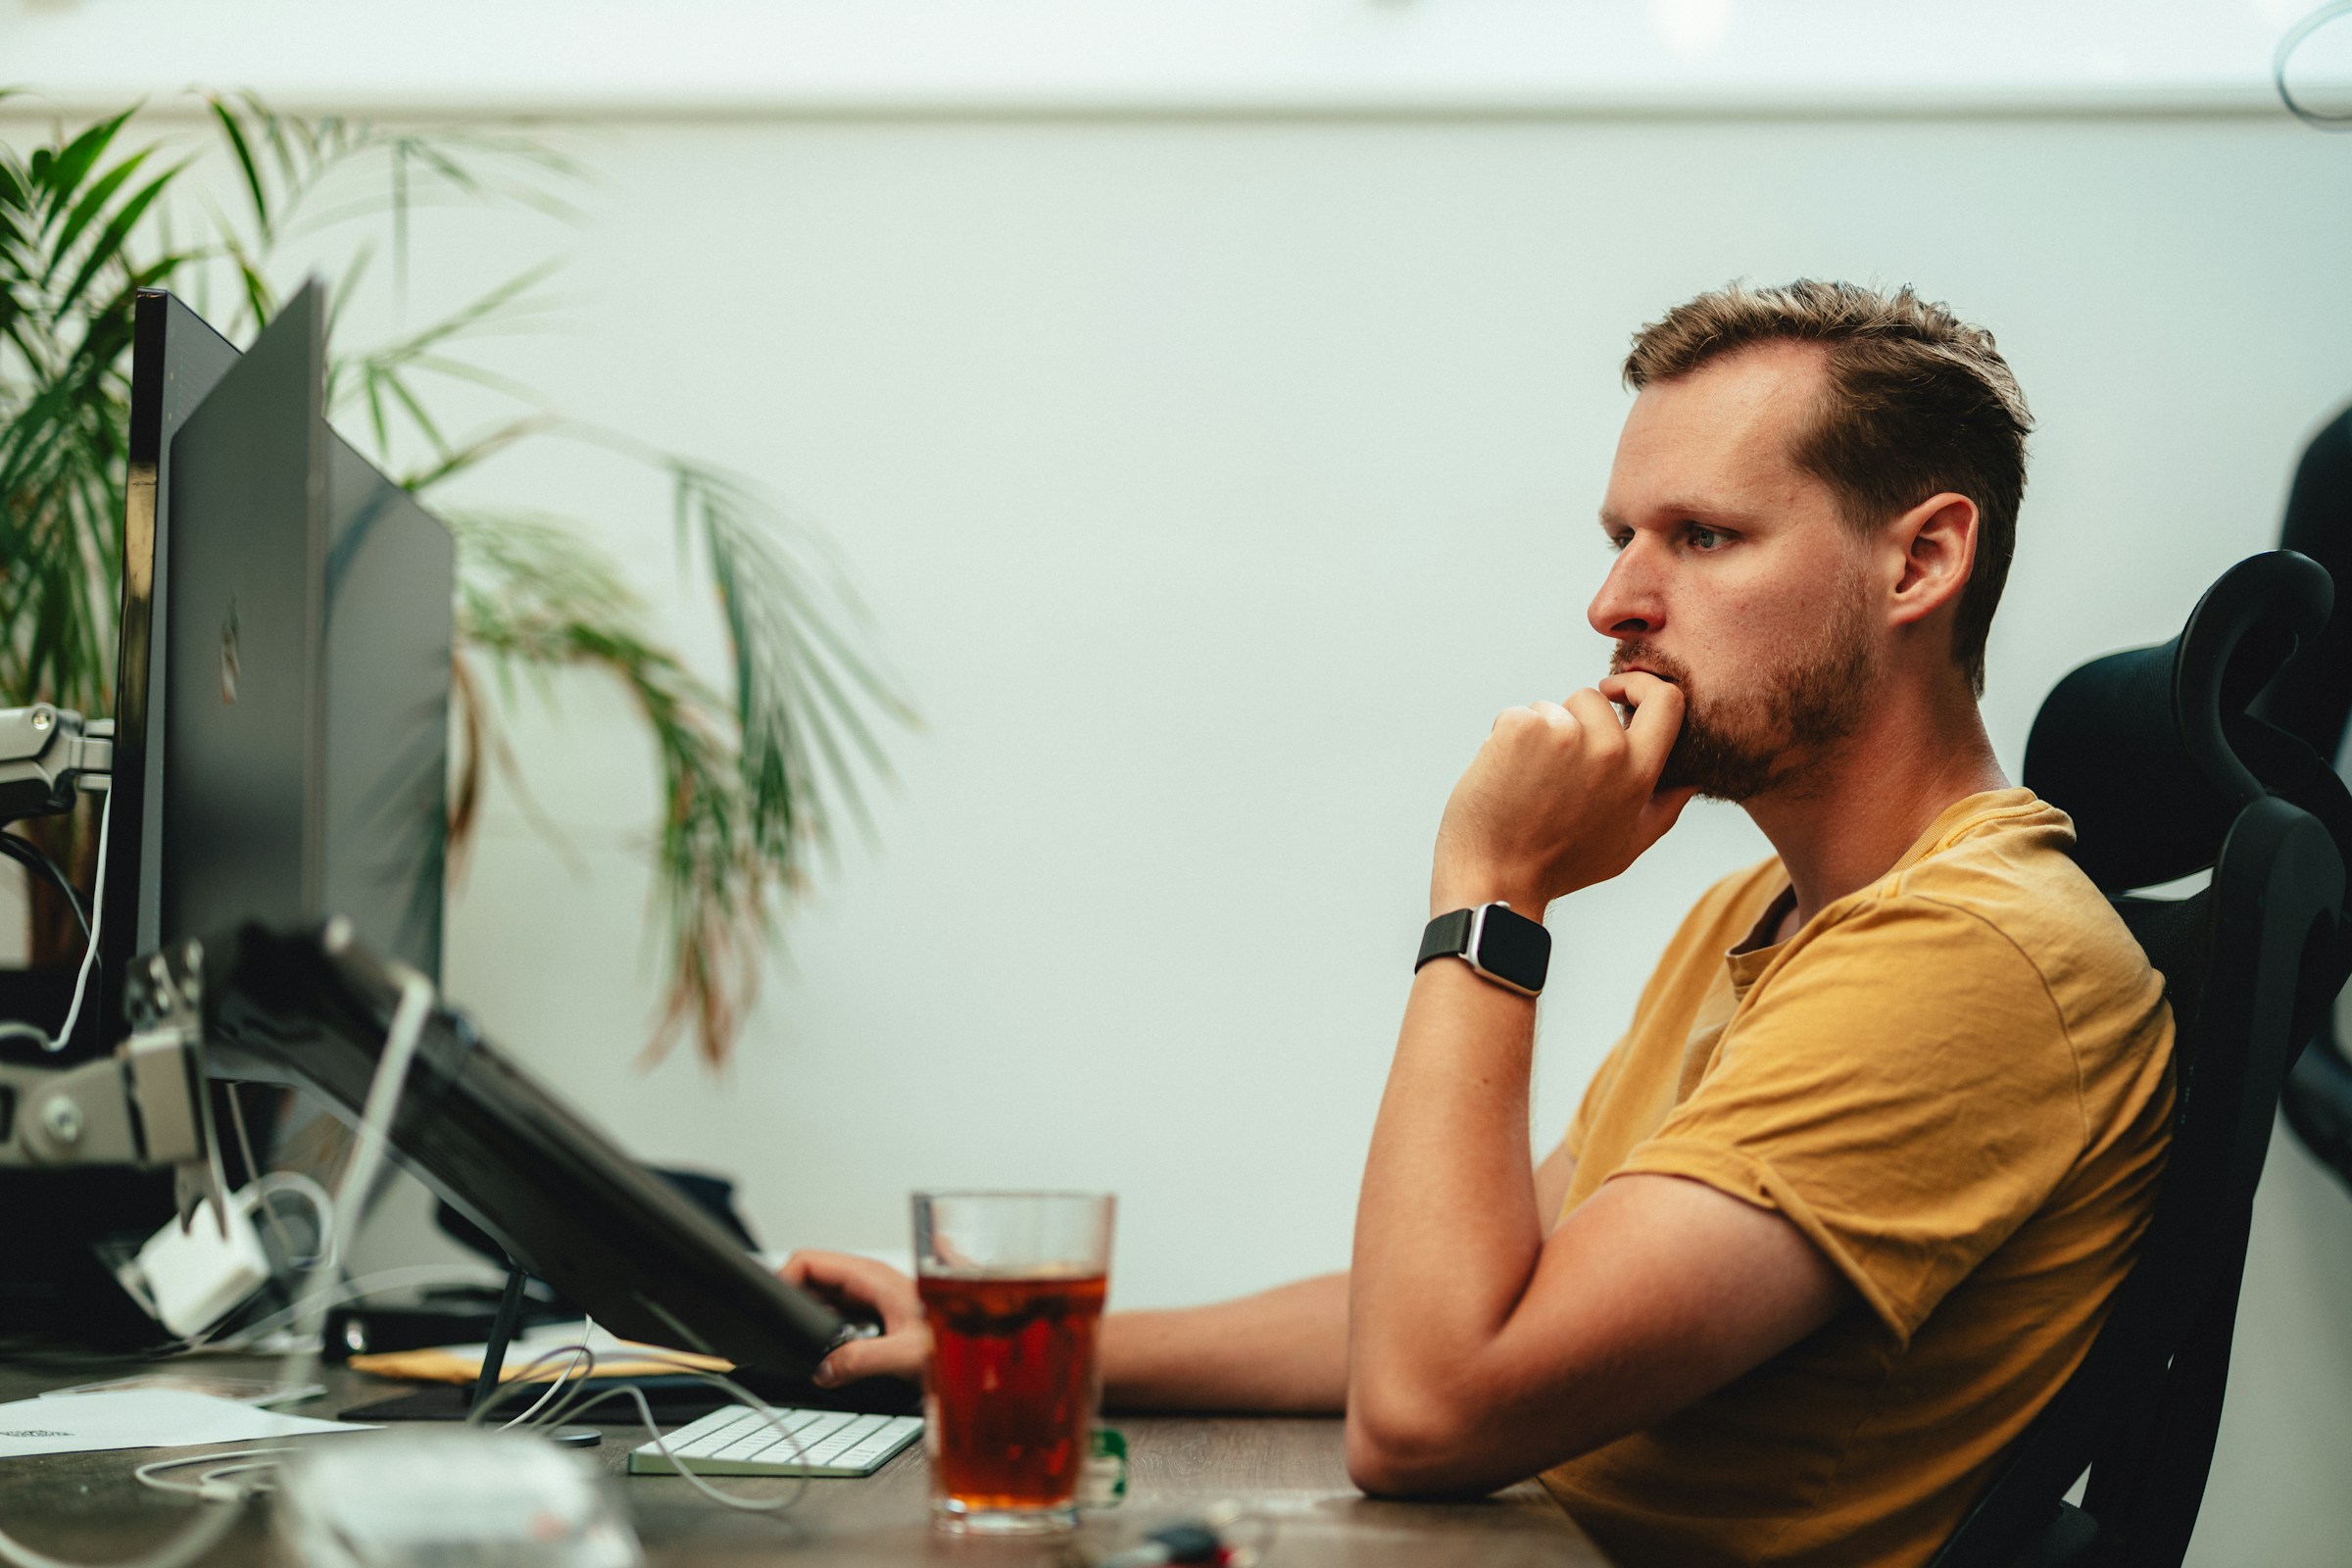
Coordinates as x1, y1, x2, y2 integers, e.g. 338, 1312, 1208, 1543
1848, 793, 2163, 1034
1875, 793, 2122, 943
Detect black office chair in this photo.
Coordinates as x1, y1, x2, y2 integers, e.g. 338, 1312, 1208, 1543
2262, 409, 2352, 1193
1931, 550, 2352, 1568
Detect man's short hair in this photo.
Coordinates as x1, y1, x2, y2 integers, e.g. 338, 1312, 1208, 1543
1623, 280, 2034, 695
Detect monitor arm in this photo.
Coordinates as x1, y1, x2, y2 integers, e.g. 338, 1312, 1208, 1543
0, 704, 113, 824
0, 943, 232, 1235
0, 701, 219, 1215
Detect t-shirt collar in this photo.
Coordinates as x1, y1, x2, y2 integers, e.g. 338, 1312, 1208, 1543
1719, 786, 2040, 999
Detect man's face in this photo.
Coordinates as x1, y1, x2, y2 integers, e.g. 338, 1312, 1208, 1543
1591, 343, 1878, 802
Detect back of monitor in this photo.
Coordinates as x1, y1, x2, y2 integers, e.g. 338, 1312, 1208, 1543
161, 283, 328, 948
155, 281, 451, 979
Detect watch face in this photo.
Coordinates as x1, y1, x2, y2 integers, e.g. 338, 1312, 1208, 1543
1476, 906, 1552, 991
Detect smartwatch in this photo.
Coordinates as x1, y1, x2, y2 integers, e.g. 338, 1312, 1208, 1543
1415, 902, 1550, 997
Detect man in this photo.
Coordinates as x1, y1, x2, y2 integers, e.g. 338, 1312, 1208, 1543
784, 280, 2176, 1567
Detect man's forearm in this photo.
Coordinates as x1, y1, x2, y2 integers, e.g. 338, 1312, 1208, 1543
1348, 960, 1546, 1445
1102, 1271, 1349, 1413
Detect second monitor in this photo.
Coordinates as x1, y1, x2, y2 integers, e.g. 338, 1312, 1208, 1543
159, 280, 451, 981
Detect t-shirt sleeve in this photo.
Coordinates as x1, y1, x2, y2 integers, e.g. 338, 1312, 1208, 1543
1607, 895, 2088, 1346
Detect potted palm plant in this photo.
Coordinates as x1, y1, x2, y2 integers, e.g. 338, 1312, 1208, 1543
0, 92, 912, 1067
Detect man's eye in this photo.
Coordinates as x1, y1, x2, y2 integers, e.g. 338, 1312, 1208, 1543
1606, 532, 1632, 553
1688, 524, 1728, 551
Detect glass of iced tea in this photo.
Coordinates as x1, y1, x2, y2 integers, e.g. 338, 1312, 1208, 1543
913, 1191, 1114, 1535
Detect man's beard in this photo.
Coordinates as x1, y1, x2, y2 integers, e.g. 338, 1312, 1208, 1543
1609, 602, 1875, 804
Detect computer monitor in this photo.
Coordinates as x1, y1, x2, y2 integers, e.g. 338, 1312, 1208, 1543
133, 284, 859, 1392
102, 291, 244, 1049
152, 281, 450, 980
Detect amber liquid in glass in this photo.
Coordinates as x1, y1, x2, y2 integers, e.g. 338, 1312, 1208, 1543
919, 1271, 1108, 1515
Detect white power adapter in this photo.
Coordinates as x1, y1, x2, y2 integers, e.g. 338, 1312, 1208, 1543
115, 1184, 296, 1339
114, 1172, 336, 1340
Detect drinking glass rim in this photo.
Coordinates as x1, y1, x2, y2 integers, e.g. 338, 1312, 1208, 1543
911, 1189, 1115, 1204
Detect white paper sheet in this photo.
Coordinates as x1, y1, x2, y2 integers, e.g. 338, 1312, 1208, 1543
0, 1389, 373, 1459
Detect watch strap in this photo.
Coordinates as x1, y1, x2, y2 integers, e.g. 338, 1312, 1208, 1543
1415, 907, 1476, 973
1415, 902, 1550, 996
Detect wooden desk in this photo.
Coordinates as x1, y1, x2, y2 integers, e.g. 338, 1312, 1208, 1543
0, 1357, 1609, 1567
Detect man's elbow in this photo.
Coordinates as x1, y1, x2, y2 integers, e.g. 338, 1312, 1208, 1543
1343, 1384, 1499, 1498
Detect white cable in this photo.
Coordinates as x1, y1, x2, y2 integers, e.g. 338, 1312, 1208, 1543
0, 789, 114, 1054
43, 786, 110, 1054
2278, 1, 2352, 128
243, 1172, 336, 1271
475, 1341, 599, 1432
133, 1448, 298, 1500
551, 1380, 810, 1515
467, 1346, 812, 1515
274, 969, 434, 1398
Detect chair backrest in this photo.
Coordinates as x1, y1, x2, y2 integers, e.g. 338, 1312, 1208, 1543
1932, 551, 2352, 1568
2265, 408, 2352, 1194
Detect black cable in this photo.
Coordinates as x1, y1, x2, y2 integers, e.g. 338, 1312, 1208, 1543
2277, 2, 2352, 129
0, 830, 89, 945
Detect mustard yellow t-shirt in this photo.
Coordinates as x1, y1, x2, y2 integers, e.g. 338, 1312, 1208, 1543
1543, 789, 2175, 1568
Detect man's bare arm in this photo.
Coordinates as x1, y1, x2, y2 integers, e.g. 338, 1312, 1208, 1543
1103, 1272, 1349, 1411
1348, 674, 1843, 1496
779, 1253, 1359, 1405
1102, 1138, 1576, 1414
1348, 963, 1843, 1494
783, 1140, 1579, 1407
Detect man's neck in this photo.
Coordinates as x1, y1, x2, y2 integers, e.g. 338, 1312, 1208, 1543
1743, 679, 2010, 936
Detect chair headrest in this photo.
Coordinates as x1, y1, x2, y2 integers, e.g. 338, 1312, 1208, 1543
2025, 551, 2341, 892
2264, 404, 2352, 760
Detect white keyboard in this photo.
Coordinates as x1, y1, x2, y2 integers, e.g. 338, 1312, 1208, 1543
627, 1403, 923, 1478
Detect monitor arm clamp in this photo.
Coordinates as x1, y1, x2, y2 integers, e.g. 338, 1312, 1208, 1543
0, 942, 233, 1236
0, 700, 219, 1223
0, 703, 113, 825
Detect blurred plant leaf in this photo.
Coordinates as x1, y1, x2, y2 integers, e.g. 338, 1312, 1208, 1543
1, 93, 911, 1065
442, 505, 796, 1067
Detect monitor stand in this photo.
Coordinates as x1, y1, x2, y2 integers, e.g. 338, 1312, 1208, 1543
464, 1263, 601, 1447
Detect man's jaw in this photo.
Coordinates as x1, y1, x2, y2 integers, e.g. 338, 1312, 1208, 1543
1606, 643, 1783, 802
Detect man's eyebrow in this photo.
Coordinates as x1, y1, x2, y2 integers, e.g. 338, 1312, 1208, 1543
1598, 500, 1762, 532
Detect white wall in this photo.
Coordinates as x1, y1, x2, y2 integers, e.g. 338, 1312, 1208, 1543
418, 115, 2352, 1563
13, 87, 2352, 1564
3, 0, 2344, 113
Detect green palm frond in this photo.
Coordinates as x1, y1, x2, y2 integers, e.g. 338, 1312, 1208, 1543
669, 459, 914, 855
434, 472, 916, 1067
333, 262, 568, 466
0, 93, 912, 1066
443, 505, 789, 1066
0, 106, 192, 717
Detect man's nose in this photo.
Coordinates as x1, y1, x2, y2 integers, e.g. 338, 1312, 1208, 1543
1588, 546, 1662, 639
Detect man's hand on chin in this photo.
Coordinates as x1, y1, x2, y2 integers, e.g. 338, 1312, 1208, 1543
1429, 669, 1695, 916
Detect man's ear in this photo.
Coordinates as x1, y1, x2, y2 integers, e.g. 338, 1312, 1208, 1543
1885, 491, 1978, 631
